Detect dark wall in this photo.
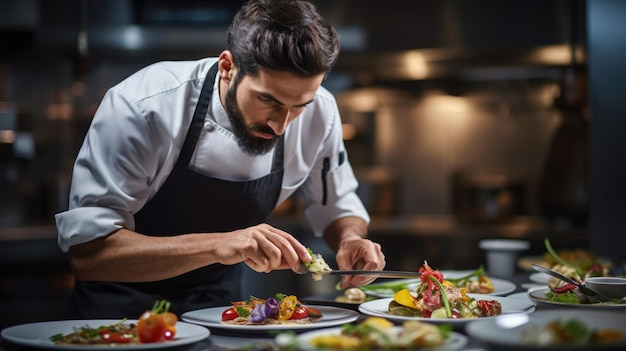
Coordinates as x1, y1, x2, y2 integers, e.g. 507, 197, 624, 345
588, 0, 626, 264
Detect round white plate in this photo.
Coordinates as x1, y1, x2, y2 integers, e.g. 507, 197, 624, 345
466, 309, 626, 350
361, 270, 516, 298
181, 305, 359, 332
275, 326, 468, 351
358, 294, 534, 326
528, 286, 626, 309
529, 272, 551, 285
517, 255, 612, 272
1, 320, 209, 350
506, 292, 534, 305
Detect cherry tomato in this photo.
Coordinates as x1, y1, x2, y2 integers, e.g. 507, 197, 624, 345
137, 300, 178, 343
137, 312, 167, 342
163, 327, 175, 340
221, 307, 239, 321
289, 306, 308, 320
164, 312, 178, 326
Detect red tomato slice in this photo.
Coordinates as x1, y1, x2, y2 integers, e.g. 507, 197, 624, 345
221, 307, 239, 321
289, 306, 308, 320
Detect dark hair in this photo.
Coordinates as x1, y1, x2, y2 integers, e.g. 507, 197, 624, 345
226, 0, 340, 78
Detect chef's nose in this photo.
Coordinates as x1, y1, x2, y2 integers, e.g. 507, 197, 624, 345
267, 109, 292, 136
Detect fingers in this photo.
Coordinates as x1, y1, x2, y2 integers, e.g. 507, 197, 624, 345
337, 239, 386, 289
233, 224, 309, 273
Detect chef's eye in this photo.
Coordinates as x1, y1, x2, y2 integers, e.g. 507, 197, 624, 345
258, 95, 273, 103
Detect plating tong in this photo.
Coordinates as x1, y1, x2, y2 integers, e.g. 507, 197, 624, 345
321, 269, 422, 279
531, 264, 612, 302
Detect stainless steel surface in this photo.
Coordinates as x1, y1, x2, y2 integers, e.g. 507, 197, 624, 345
325, 270, 422, 279
531, 264, 612, 301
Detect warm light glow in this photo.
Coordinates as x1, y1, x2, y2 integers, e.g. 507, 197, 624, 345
344, 91, 379, 112
342, 123, 357, 140
403, 51, 428, 79
528, 44, 585, 65
427, 93, 470, 114
46, 103, 73, 120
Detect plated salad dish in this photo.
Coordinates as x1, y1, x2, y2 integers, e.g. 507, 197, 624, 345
360, 266, 515, 298
466, 310, 626, 350
386, 262, 502, 319
521, 318, 625, 346
540, 239, 624, 305
276, 317, 468, 351
220, 293, 323, 325
1, 299, 208, 350
50, 300, 178, 345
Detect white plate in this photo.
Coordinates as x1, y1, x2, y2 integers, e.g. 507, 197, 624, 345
466, 309, 626, 350
275, 326, 468, 351
0, 320, 209, 350
529, 272, 551, 285
528, 286, 626, 309
358, 294, 535, 326
181, 305, 359, 332
506, 292, 534, 305
517, 255, 612, 272
361, 270, 516, 298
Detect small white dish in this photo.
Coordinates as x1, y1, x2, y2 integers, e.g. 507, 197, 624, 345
479, 239, 530, 278
529, 272, 551, 285
479, 239, 531, 251
585, 276, 626, 300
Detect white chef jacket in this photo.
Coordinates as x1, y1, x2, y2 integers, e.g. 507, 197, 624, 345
55, 58, 369, 252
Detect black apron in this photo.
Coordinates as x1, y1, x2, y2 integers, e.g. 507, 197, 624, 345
68, 63, 285, 318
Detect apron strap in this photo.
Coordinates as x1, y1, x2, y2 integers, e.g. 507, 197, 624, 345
177, 63, 219, 167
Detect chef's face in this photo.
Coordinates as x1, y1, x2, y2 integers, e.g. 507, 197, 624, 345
224, 68, 324, 156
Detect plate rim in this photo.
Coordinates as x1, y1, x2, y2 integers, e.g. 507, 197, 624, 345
277, 325, 469, 351
528, 286, 626, 308
0, 319, 209, 350
181, 305, 359, 331
358, 295, 535, 325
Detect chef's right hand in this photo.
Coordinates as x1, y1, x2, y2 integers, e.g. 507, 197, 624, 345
213, 223, 312, 274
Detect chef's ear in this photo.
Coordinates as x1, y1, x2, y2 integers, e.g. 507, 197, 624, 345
218, 51, 236, 84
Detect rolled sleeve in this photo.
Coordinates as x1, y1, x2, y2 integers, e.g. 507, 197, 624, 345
55, 207, 132, 252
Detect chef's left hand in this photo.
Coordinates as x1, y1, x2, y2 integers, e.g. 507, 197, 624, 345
335, 237, 385, 289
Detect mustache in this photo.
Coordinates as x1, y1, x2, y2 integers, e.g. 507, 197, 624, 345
249, 125, 277, 137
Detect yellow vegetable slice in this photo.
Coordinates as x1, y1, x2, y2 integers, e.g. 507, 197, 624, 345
393, 288, 417, 308
361, 317, 394, 329
278, 295, 298, 320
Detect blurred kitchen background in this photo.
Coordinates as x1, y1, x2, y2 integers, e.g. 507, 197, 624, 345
1, 0, 625, 328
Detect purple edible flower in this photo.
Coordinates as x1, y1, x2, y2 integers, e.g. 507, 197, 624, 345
264, 297, 280, 319
249, 303, 267, 323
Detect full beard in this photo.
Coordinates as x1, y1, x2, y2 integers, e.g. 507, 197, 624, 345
224, 78, 278, 156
